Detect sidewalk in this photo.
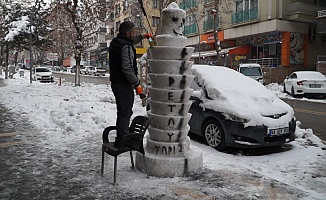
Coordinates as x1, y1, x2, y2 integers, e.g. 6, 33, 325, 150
0, 72, 325, 200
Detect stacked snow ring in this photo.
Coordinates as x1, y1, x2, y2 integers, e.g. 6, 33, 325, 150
135, 2, 203, 177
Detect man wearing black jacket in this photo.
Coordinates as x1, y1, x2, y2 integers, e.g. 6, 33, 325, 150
109, 21, 151, 147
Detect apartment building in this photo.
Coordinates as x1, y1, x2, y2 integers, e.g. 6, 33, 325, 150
104, 0, 161, 59
181, 0, 326, 73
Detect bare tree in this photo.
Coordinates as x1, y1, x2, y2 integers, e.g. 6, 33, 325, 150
51, 0, 113, 86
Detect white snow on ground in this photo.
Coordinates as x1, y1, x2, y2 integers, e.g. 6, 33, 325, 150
0, 71, 325, 199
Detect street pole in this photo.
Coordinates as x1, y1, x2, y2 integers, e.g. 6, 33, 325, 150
213, 0, 221, 65
29, 10, 34, 84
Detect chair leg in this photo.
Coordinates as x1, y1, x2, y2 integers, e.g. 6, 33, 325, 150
101, 151, 104, 176
130, 151, 134, 169
113, 156, 117, 184
143, 154, 149, 178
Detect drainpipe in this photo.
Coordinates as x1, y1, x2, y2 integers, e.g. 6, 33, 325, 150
268, 0, 272, 19
279, 0, 283, 19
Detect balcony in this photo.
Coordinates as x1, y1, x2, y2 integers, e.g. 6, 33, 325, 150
317, 10, 326, 33
203, 19, 214, 31
184, 24, 197, 36
232, 6, 258, 24
179, 0, 197, 10
288, 2, 324, 24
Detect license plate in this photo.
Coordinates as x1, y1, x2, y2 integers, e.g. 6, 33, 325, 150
309, 84, 321, 88
267, 127, 289, 136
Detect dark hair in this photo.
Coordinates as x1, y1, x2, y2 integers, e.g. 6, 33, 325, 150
119, 21, 135, 36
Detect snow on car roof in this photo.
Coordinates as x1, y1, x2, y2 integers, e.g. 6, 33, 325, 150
191, 65, 294, 127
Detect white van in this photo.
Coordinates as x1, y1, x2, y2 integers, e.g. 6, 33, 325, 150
238, 63, 264, 84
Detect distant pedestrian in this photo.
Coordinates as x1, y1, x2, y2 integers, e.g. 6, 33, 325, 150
109, 21, 152, 147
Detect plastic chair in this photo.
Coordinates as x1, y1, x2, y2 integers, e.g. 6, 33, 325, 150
101, 115, 150, 184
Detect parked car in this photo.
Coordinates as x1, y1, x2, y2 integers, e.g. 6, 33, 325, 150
283, 71, 326, 98
71, 65, 77, 73
92, 67, 106, 76
33, 67, 54, 82
188, 65, 296, 150
80, 66, 95, 75
52, 66, 61, 72
238, 63, 264, 84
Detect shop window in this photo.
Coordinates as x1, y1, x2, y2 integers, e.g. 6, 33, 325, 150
269, 43, 276, 56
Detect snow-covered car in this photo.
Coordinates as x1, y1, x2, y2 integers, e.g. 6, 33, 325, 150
189, 65, 296, 150
283, 71, 326, 98
92, 67, 106, 76
33, 67, 54, 82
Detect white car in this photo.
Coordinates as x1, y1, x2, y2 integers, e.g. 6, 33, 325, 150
80, 66, 95, 75
33, 67, 54, 82
92, 67, 106, 76
283, 71, 326, 98
238, 63, 264, 84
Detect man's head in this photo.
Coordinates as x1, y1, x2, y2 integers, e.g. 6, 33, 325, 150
119, 21, 135, 40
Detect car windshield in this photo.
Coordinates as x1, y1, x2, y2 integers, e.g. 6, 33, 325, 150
36, 68, 51, 72
240, 67, 262, 76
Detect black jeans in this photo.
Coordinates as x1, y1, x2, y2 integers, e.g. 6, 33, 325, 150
111, 82, 134, 142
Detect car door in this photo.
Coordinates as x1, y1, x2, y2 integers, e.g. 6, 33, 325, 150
285, 73, 296, 92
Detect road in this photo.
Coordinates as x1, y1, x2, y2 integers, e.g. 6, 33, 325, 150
283, 99, 326, 142
53, 72, 110, 85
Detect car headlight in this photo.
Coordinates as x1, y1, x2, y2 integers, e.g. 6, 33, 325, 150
223, 113, 249, 123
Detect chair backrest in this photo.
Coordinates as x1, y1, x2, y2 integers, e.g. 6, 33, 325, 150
129, 116, 150, 135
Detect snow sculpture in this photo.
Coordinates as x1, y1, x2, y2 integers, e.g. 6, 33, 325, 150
136, 2, 203, 177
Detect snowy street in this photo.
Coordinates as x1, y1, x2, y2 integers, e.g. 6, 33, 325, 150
0, 72, 326, 200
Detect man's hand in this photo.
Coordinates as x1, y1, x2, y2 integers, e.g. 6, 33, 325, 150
144, 33, 153, 39
135, 85, 143, 95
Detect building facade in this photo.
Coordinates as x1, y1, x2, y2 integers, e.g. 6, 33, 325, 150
180, 0, 326, 75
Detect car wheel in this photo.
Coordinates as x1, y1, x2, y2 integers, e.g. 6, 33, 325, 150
202, 119, 225, 150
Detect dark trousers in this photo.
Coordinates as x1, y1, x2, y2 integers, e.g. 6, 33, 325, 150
111, 82, 134, 142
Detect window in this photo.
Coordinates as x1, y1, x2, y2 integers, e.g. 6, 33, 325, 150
115, 5, 120, 15
289, 73, 297, 79
233, 0, 258, 24
152, 16, 160, 27
116, 21, 120, 32
153, 0, 159, 9
123, 1, 128, 11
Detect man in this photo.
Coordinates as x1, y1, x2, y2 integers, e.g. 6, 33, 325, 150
109, 21, 151, 147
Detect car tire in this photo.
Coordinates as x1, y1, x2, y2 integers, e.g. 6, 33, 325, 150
202, 119, 225, 150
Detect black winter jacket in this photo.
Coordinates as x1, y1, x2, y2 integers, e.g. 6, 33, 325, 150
109, 34, 143, 86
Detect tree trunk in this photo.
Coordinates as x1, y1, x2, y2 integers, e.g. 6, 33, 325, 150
75, 54, 81, 87
5, 44, 9, 79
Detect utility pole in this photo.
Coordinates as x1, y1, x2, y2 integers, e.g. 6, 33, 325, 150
213, 0, 221, 65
